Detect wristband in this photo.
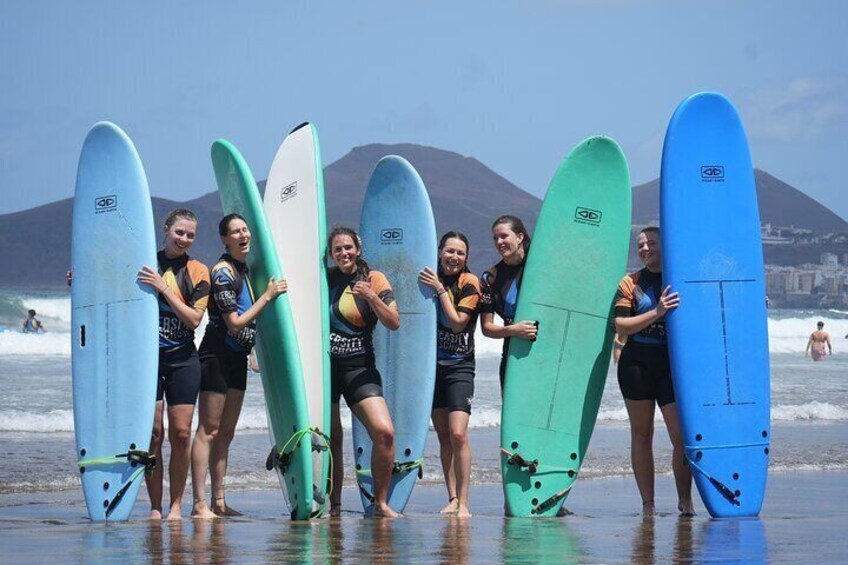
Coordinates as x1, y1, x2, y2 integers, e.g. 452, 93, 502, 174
434, 287, 446, 298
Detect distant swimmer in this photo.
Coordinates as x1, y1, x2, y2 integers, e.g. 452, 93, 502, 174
805, 321, 832, 361
21, 309, 45, 333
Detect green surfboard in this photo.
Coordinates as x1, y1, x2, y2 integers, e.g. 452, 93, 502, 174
210, 140, 314, 520
501, 136, 631, 517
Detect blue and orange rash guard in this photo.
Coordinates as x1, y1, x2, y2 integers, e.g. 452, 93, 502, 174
204, 254, 257, 354
479, 259, 524, 357
157, 250, 210, 349
614, 268, 667, 346
437, 272, 481, 362
328, 268, 395, 365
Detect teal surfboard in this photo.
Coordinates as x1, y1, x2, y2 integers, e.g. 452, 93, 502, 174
72, 122, 159, 521
210, 140, 315, 520
501, 136, 631, 517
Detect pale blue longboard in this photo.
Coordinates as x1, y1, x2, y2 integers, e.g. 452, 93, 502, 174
661, 92, 770, 517
72, 122, 159, 521
211, 140, 315, 520
501, 137, 631, 517
354, 155, 437, 512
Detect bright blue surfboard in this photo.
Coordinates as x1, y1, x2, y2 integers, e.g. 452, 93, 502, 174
72, 122, 159, 521
354, 155, 437, 512
661, 92, 770, 517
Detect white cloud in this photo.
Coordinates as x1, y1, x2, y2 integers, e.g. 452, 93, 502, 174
743, 77, 848, 142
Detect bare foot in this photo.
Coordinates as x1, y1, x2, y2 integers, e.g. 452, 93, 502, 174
212, 497, 243, 517
371, 503, 399, 518
329, 503, 342, 518
165, 502, 183, 521
678, 499, 695, 517
191, 501, 217, 520
440, 497, 459, 514
149, 509, 163, 520
642, 501, 656, 516
456, 503, 472, 518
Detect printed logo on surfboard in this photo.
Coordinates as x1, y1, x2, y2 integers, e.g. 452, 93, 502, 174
94, 195, 117, 214
574, 207, 602, 226
380, 228, 404, 244
279, 182, 297, 202
700, 165, 725, 182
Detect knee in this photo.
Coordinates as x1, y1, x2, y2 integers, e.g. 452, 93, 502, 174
631, 428, 653, 447
216, 426, 235, 446
149, 426, 164, 451
170, 425, 192, 447
449, 426, 468, 449
372, 423, 394, 449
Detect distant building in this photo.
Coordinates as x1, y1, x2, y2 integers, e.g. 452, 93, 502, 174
821, 252, 839, 267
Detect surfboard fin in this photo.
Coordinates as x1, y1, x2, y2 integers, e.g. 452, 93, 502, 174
531, 487, 572, 515
501, 449, 539, 474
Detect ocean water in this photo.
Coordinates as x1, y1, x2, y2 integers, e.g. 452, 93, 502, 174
1, 290, 846, 497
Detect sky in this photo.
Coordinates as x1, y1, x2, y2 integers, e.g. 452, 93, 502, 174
1, 1, 846, 219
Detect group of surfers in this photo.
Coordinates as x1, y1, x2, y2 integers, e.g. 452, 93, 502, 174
131, 207, 694, 520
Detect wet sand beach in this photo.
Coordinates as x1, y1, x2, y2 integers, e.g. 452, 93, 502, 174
1, 471, 845, 564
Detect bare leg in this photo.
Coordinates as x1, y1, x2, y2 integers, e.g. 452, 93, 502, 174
146, 400, 165, 520
191, 391, 225, 519
329, 404, 343, 517
431, 408, 458, 513
660, 402, 695, 516
448, 410, 472, 518
209, 388, 245, 516
164, 403, 195, 520
625, 399, 656, 514
351, 397, 398, 518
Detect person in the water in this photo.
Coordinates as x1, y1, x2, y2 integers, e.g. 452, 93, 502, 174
21, 309, 45, 333
806, 321, 832, 361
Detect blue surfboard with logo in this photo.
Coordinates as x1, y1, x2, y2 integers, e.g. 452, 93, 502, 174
354, 155, 437, 513
72, 122, 159, 521
661, 92, 770, 517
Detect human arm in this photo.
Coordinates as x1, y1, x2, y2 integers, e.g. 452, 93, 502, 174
351, 279, 400, 330
480, 312, 537, 340
137, 265, 206, 329
805, 334, 813, 356
418, 267, 473, 333
221, 277, 287, 334
614, 285, 679, 336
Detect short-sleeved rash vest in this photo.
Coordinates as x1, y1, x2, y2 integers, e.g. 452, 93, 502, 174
204, 254, 256, 354
479, 259, 525, 360
614, 268, 667, 346
437, 272, 481, 362
157, 250, 210, 349
328, 267, 395, 365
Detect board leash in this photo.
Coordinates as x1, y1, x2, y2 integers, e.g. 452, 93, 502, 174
77, 450, 156, 518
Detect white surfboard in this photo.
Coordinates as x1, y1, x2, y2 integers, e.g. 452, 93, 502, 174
263, 122, 331, 513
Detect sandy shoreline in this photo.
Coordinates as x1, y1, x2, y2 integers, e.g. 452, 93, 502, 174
2, 470, 846, 563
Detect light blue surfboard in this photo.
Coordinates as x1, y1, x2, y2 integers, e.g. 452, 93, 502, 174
72, 122, 159, 521
661, 92, 771, 517
354, 155, 437, 512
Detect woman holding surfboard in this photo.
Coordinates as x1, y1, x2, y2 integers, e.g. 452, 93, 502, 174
327, 226, 400, 518
419, 231, 481, 518
136, 208, 210, 521
479, 215, 538, 386
613, 226, 694, 516
190, 213, 287, 519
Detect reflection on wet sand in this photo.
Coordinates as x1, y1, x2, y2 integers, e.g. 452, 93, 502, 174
501, 516, 585, 563
698, 517, 767, 563
437, 517, 470, 565
630, 515, 656, 564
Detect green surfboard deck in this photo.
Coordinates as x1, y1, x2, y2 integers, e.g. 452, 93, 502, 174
210, 139, 313, 520
501, 136, 631, 517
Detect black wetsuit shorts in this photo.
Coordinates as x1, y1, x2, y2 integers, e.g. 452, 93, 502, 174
331, 357, 383, 407
433, 358, 475, 414
199, 346, 248, 394
157, 344, 201, 406
617, 341, 675, 407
